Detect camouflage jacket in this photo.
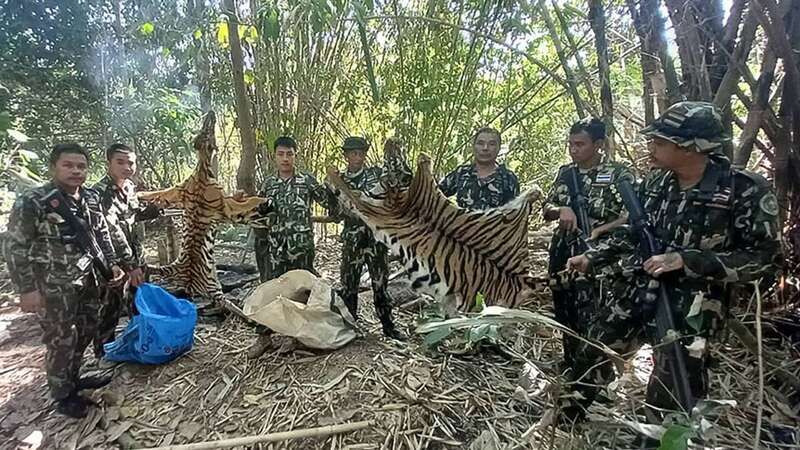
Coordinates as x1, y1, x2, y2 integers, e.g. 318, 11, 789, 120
3, 181, 120, 292
438, 163, 520, 210
334, 166, 384, 246
256, 172, 331, 251
93, 175, 160, 269
586, 156, 781, 299
544, 161, 636, 274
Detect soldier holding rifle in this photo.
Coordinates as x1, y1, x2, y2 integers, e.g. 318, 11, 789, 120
567, 102, 781, 424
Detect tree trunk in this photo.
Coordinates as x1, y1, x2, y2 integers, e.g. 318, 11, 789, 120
664, 0, 713, 100
224, 0, 258, 194
734, 48, 778, 167
190, 0, 213, 113
538, 0, 589, 118
710, 0, 747, 93
712, 7, 759, 109
550, 0, 597, 103
588, 0, 614, 158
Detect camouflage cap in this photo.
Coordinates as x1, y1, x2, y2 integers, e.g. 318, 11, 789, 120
341, 136, 370, 151
640, 101, 730, 152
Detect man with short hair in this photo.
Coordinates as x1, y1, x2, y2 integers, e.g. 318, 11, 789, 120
542, 118, 634, 384
439, 127, 520, 210
334, 136, 405, 340
253, 136, 331, 282
567, 102, 781, 423
92, 143, 161, 358
3, 143, 125, 418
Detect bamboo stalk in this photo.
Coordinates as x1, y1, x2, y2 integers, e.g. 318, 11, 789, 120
135, 420, 373, 450
753, 284, 764, 449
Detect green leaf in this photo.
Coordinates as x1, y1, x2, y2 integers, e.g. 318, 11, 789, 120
658, 425, 692, 450
260, 7, 280, 41
242, 25, 258, 44
193, 28, 203, 40
216, 22, 229, 47
422, 325, 452, 347
161, 47, 171, 57
243, 69, 255, 84
139, 22, 155, 36
7, 129, 29, 143
0, 110, 10, 132
475, 292, 485, 310
467, 324, 497, 344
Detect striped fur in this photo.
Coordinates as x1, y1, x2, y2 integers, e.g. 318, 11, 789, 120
327, 154, 542, 313
139, 111, 267, 302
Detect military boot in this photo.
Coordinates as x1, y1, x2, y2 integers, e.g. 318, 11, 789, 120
77, 373, 113, 390
56, 393, 91, 419
376, 303, 406, 341
339, 291, 359, 320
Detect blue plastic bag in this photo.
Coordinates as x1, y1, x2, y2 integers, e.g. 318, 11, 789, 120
104, 283, 197, 364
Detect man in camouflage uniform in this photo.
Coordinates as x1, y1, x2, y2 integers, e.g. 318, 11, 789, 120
542, 118, 635, 382
567, 102, 781, 423
248, 136, 332, 358
92, 143, 161, 358
253, 136, 331, 282
3, 143, 125, 418
439, 127, 520, 210
334, 136, 405, 340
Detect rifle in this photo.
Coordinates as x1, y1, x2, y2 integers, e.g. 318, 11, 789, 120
564, 167, 591, 251
617, 179, 695, 412
42, 189, 115, 281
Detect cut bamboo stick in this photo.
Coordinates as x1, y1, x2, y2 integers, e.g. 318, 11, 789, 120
135, 420, 373, 450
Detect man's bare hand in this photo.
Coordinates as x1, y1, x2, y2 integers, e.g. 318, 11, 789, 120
232, 190, 248, 201
643, 252, 684, 276
559, 207, 578, 231
20, 290, 43, 313
127, 267, 145, 287
566, 255, 591, 273
109, 265, 125, 286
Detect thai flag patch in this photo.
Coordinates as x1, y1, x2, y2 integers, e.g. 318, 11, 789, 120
595, 173, 613, 183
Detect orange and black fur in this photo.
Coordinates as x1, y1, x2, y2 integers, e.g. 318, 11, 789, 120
139, 111, 266, 304
328, 151, 543, 314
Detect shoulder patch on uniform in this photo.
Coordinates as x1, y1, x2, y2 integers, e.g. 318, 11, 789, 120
759, 192, 779, 216
595, 172, 613, 183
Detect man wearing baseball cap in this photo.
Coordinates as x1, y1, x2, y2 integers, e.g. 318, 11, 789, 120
565, 102, 781, 425
331, 136, 405, 340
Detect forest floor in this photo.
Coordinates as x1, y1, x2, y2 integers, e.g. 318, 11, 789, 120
0, 225, 798, 450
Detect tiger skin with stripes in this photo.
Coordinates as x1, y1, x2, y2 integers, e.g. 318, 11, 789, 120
327, 148, 543, 313
139, 111, 267, 304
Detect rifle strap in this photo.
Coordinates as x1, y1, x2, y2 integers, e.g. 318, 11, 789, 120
564, 166, 585, 206
46, 189, 106, 266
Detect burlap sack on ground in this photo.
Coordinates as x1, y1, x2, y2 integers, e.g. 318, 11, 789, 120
242, 270, 357, 349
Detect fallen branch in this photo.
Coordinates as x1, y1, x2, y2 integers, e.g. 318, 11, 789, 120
135, 420, 373, 450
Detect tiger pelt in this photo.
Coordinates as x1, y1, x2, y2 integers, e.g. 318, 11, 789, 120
139, 111, 267, 304
327, 152, 542, 313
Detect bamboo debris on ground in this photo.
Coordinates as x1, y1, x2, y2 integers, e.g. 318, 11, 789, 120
0, 238, 798, 449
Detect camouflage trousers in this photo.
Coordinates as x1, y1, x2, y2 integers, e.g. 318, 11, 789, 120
254, 232, 316, 282
38, 281, 102, 401
94, 284, 135, 358
548, 236, 595, 369
566, 277, 723, 415
339, 234, 395, 330
550, 275, 596, 369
